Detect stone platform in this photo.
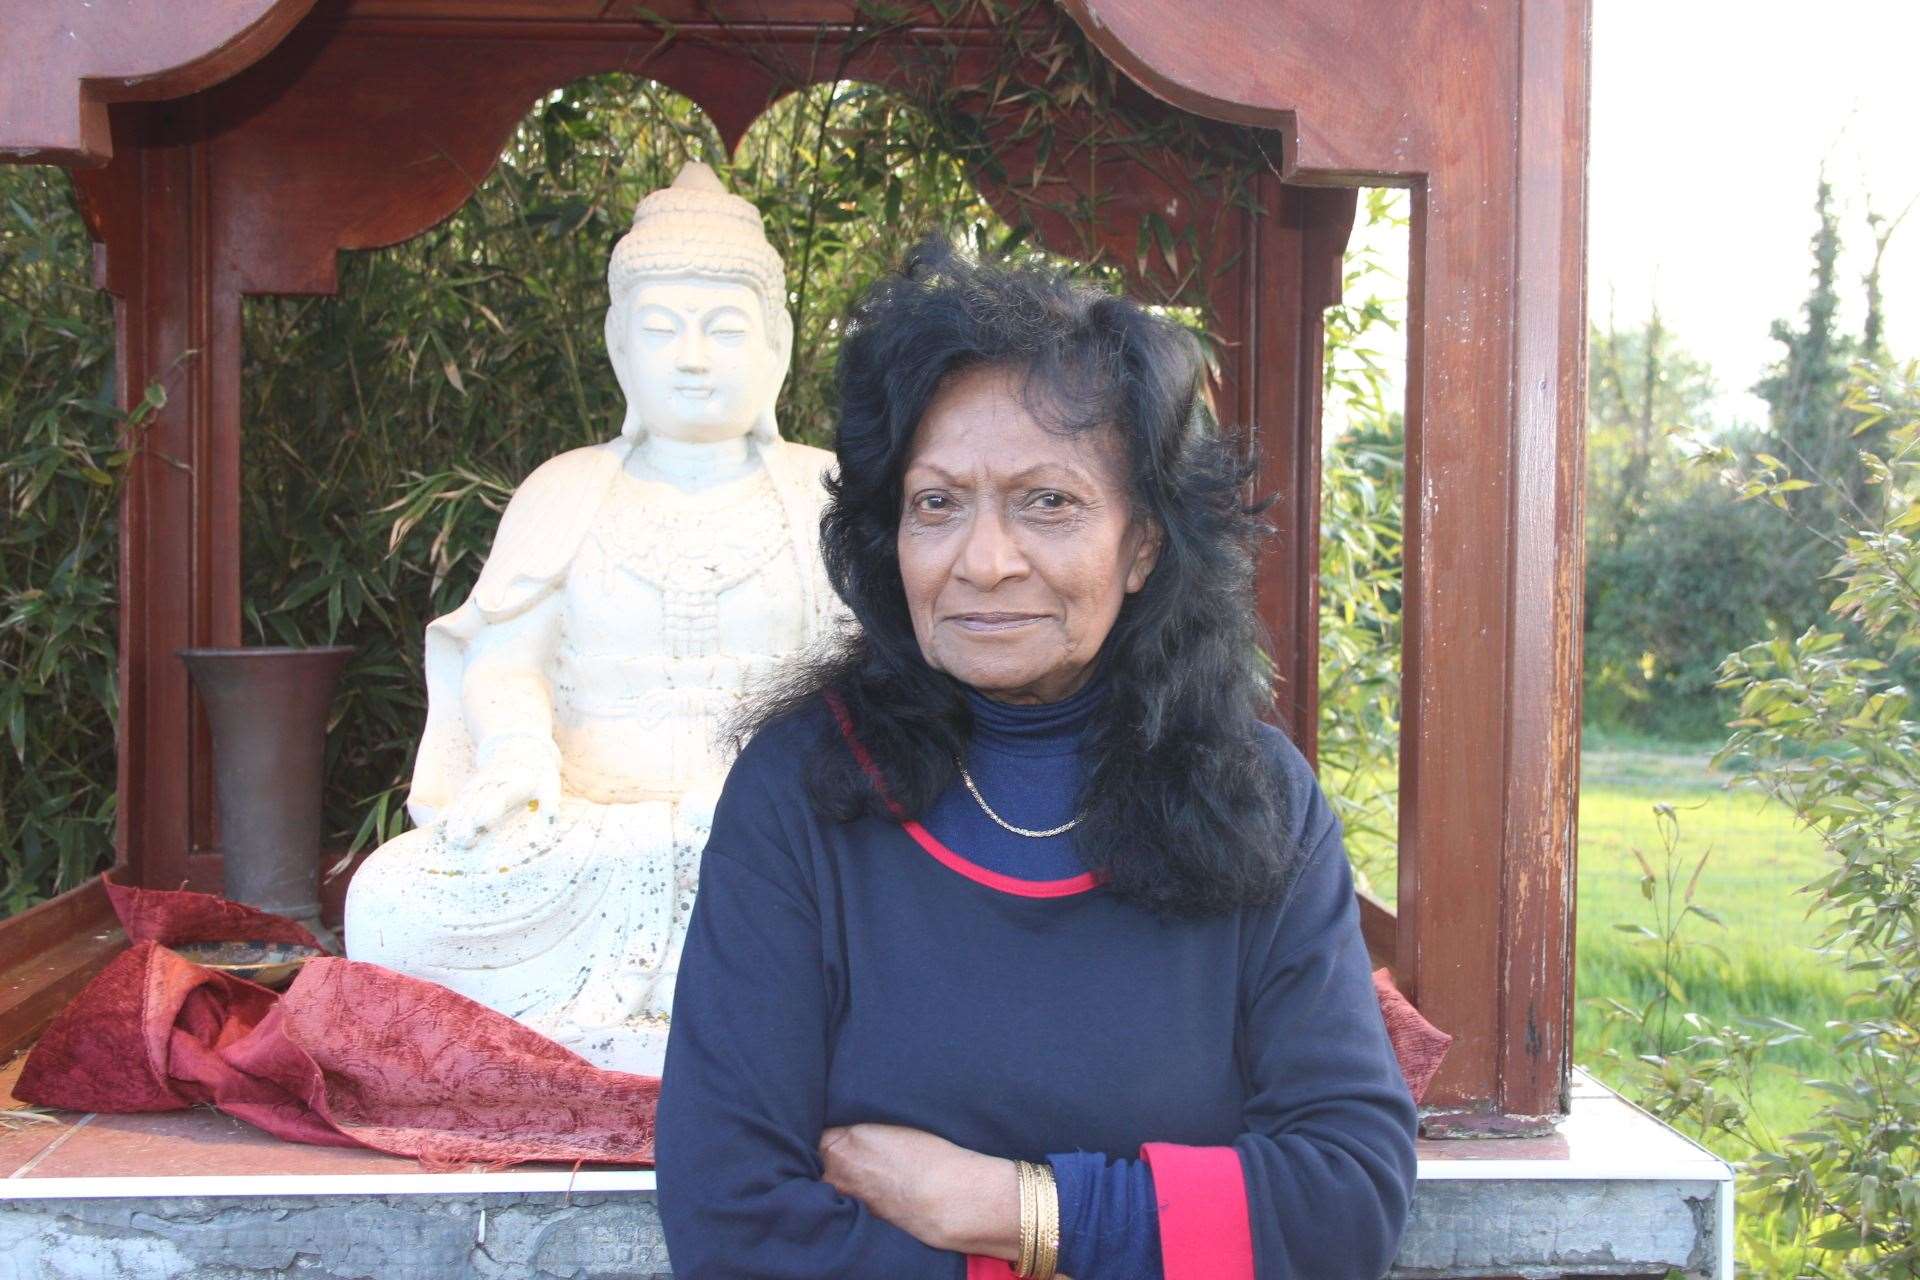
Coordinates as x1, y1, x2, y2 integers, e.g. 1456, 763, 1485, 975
0, 1067, 1729, 1279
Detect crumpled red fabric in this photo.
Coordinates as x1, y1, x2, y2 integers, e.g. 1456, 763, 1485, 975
1372, 967, 1453, 1104
15, 881, 659, 1168
101, 872, 325, 950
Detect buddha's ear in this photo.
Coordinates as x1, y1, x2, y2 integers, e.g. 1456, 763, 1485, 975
753, 307, 795, 443
606, 301, 644, 441
771, 306, 795, 379
604, 299, 624, 366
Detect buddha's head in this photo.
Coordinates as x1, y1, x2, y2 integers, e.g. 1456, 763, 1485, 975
605, 161, 793, 445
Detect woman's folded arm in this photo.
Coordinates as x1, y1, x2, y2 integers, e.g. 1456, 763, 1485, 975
654, 778, 966, 1280
1058, 765, 1418, 1280
1175, 774, 1420, 1280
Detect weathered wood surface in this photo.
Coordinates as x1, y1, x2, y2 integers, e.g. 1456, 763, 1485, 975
0, 879, 122, 1059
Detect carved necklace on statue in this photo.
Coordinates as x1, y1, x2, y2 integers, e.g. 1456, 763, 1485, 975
591, 463, 791, 658
954, 756, 1085, 838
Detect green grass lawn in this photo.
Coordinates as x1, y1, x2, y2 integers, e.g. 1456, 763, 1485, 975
1574, 734, 1849, 1141
1327, 730, 1850, 1142
1330, 730, 1852, 1274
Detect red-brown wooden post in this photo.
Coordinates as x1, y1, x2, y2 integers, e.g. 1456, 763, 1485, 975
1068, 0, 1590, 1131
76, 101, 249, 897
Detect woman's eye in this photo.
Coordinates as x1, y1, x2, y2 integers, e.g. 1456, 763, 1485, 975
1032, 491, 1072, 511
913, 493, 953, 514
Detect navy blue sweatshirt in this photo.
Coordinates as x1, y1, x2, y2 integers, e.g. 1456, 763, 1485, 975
654, 691, 1418, 1279
923, 670, 1161, 1279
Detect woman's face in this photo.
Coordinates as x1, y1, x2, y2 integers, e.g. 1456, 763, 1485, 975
896, 364, 1160, 705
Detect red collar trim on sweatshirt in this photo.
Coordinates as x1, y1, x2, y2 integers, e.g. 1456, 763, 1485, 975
823, 690, 1103, 900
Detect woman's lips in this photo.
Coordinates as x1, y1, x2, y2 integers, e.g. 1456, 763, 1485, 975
950, 613, 1044, 632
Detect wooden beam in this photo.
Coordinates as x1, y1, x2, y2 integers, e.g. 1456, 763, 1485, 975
73, 102, 246, 895
1358, 889, 1397, 971
0, 880, 124, 1059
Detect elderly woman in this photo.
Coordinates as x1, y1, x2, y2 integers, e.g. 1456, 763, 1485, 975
653, 242, 1419, 1280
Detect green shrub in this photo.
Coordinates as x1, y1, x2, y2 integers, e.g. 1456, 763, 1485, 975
1583, 476, 1806, 742
0, 167, 122, 913
1606, 358, 1920, 1278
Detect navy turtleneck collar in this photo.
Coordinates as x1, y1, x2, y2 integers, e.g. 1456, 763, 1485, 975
959, 661, 1108, 759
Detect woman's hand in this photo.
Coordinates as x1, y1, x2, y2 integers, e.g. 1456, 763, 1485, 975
818, 1122, 1023, 1260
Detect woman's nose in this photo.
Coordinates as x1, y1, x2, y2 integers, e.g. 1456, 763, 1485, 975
953, 508, 1027, 588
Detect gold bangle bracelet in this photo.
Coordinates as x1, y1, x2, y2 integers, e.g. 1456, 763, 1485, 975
1015, 1159, 1036, 1277
1031, 1160, 1060, 1280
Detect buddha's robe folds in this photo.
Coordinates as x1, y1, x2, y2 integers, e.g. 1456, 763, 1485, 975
346, 434, 842, 1060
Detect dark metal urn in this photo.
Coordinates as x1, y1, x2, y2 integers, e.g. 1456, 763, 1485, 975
178, 646, 354, 948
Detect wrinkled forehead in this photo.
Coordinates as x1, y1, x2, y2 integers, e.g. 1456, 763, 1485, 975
905, 363, 1132, 487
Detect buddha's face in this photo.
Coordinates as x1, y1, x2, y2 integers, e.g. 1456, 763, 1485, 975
613, 276, 785, 443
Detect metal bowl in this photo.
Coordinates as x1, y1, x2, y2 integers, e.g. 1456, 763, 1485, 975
172, 940, 324, 989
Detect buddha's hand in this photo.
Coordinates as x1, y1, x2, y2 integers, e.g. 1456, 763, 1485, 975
819, 1122, 1044, 1267
441, 732, 563, 848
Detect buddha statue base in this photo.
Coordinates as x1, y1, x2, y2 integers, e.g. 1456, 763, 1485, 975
555, 1013, 674, 1078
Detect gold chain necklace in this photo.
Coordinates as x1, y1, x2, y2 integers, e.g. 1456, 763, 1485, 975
954, 756, 1084, 838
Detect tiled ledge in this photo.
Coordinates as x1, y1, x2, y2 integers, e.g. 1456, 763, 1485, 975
0, 1067, 1730, 1279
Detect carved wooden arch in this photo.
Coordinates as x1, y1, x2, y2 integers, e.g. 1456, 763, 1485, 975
89, 9, 1266, 301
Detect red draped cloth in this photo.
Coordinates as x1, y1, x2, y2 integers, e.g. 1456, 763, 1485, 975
15, 878, 1445, 1171
14, 877, 660, 1168
1373, 966, 1452, 1105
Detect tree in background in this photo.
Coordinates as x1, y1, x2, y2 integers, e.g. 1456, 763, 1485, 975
1608, 358, 1920, 1280
1751, 177, 1880, 601
1585, 299, 1718, 555
1584, 176, 1918, 743
1581, 305, 1796, 741
1739, 175, 1920, 708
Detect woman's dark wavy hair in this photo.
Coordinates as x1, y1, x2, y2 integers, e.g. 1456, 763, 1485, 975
740, 236, 1306, 919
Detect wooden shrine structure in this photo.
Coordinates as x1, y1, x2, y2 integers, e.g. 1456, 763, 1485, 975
0, 5, 1706, 1277
3, 10, 1758, 1280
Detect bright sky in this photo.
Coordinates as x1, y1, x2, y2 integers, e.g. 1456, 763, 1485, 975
1589, 0, 1920, 430
1333, 1, 1920, 439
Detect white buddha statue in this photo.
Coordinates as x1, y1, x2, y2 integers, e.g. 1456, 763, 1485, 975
345, 162, 845, 1075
